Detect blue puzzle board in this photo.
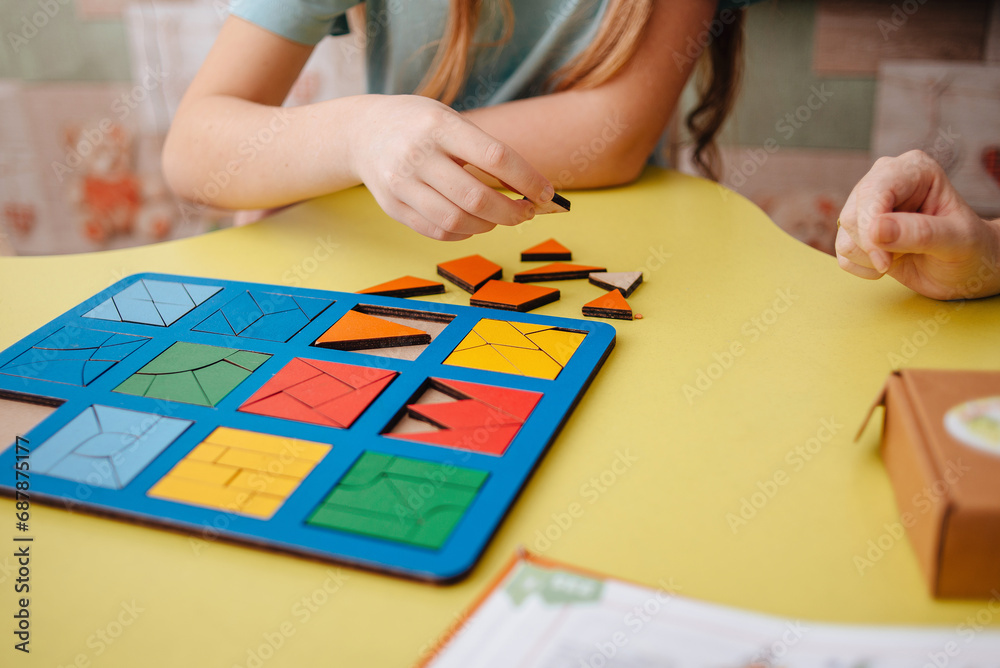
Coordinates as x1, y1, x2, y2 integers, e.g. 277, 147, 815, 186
0, 273, 615, 581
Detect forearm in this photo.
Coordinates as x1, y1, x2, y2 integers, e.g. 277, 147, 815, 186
162, 95, 369, 209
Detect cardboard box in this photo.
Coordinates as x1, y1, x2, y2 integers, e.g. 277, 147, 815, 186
862, 369, 1000, 598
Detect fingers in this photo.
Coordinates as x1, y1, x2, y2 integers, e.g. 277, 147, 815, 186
442, 122, 554, 206
424, 156, 535, 226
870, 211, 968, 257
405, 182, 498, 236
837, 253, 885, 281
834, 227, 878, 270
369, 189, 475, 241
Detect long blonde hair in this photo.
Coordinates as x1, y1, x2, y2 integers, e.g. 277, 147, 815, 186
349, 0, 743, 179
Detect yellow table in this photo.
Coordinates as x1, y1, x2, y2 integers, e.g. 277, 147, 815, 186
1, 169, 997, 667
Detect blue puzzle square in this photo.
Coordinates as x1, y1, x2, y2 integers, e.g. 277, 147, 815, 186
0, 327, 149, 386
192, 290, 333, 342
84, 279, 221, 327
31, 405, 192, 489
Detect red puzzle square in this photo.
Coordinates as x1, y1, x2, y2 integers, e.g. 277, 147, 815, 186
239, 358, 396, 428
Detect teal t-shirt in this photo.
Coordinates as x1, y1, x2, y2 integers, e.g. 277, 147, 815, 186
231, 0, 754, 111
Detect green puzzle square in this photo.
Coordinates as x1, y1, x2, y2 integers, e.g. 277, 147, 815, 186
114, 342, 270, 407
307, 452, 488, 550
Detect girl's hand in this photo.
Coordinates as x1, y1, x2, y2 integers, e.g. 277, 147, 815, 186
836, 150, 1000, 300
349, 95, 554, 241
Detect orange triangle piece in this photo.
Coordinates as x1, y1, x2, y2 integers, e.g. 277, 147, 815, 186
582, 290, 632, 321
314, 310, 431, 350
437, 255, 503, 293
357, 276, 445, 298
470, 280, 560, 312
521, 239, 572, 261
513, 263, 606, 283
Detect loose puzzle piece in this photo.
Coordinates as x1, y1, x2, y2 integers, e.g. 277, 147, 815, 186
193, 290, 333, 342
314, 309, 431, 351
306, 452, 488, 549
239, 358, 397, 428
470, 281, 559, 313
520, 192, 571, 214
0, 327, 148, 386
357, 276, 445, 298
148, 427, 329, 519
387, 378, 542, 455
513, 263, 607, 283
588, 271, 643, 297
114, 342, 270, 407
521, 239, 572, 262
444, 318, 586, 380
583, 290, 633, 321
84, 279, 220, 327
31, 405, 192, 489
437, 255, 503, 293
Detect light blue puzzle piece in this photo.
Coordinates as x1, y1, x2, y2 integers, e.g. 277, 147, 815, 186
143, 280, 194, 306
220, 292, 264, 332
193, 310, 236, 336
252, 291, 298, 315
114, 297, 166, 326
83, 298, 123, 322
193, 290, 330, 342
240, 311, 308, 342
154, 302, 195, 326
33, 405, 192, 489
183, 283, 222, 305
115, 281, 154, 302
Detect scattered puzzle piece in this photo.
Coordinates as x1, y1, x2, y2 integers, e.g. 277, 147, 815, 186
149, 427, 329, 519
0, 327, 149, 386
470, 280, 559, 313
193, 290, 333, 342
513, 263, 607, 283
444, 318, 586, 379
313, 309, 431, 351
387, 378, 542, 455
239, 358, 397, 428
521, 239, 572, 262
31, 405, 192, 489
114, 342, 270, 407
306, 452, 488, 549
357, 276, 445, 298
588, 271, 643, 297
84, 279, 220, 326
437, 255, 503, 293
583, 290, 633, 321
521, 192, 571, 214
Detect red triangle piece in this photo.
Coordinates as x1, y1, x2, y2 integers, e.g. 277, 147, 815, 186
283, 372, 354, 408
390, 424, 522, 456
240, 358, 321, 404
408, 400, 522, 431
240, 392, 341, 427
357, 276, 445, 298
303, 358, 397, 389
435, 379, 542, 422
315, 375, 395, 427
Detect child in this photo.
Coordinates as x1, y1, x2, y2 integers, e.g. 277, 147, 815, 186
163, 0, 748, 241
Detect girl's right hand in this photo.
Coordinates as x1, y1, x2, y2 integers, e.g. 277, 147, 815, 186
347, 95, 554, 241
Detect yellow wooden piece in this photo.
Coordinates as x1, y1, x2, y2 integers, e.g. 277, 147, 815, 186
214, 449, 316, 478
170, 459, 237, 486
186, 442, 226, 462
452, 330, 488, 352
510, 322, 553, 335
228, 470, 301, 497
472, 319, 539, 349
528, 329, 587, 367
240, 494, 285, 519
496, 346, 563, 380
6, 169, 1000, 667
444, 345, 522, 375
149, 476, 250, 512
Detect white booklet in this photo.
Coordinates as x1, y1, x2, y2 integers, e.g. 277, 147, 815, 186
424, 553, 1000, 668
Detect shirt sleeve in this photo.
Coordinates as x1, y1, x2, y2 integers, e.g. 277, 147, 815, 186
229, 0, 359, 46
